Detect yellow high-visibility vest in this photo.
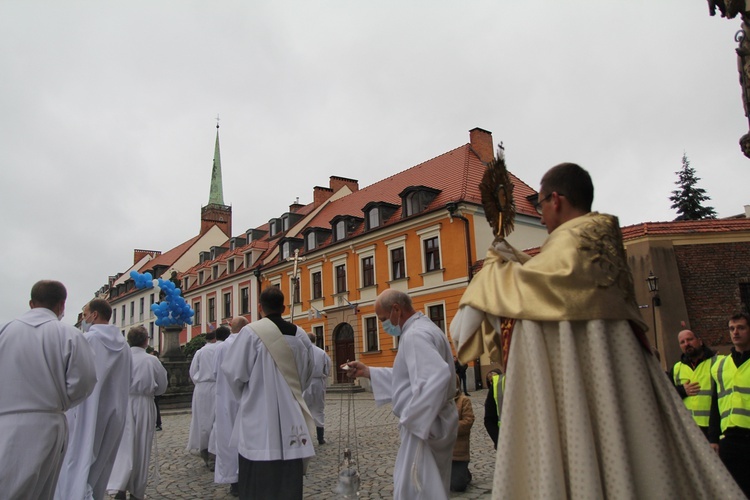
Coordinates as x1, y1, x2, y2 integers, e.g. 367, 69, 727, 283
711, 355, 750, 433
672, 355, 717, 427
491, 373, 505, 424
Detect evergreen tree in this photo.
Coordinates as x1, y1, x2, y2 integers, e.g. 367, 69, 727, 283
669, 153, 717, 220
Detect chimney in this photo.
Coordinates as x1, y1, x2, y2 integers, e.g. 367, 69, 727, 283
313, 186, 334, 207
329, 176, 359, 193
469, 127, 494, 164
133, 249, 160, 265
289, 197, 304, 213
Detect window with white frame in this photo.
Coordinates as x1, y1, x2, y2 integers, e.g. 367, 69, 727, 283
240, 287, 249, 314
364, 316, 379, 351
312, 271, 322, 299
362, 256, 375, 288
223, 292, 231, 319
418, 225, 443, 274
335, 264, 347, 293
208, 297, 216, 323
427, 303, 446, 333
424, 237, 441, 271
391, 247, 405, 280
290, 276, 300, 304
313, 325, 324, 350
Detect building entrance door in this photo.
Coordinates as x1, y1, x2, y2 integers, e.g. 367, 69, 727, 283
333, 323, 356, 383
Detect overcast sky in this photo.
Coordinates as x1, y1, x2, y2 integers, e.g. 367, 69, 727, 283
1, 1, 747, 324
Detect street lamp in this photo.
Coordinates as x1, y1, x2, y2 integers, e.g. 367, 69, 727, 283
646, 271, 661, 350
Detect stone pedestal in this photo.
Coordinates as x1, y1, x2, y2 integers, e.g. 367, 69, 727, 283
161, 325, 185, 361
159, 325, 193, 409
160, 359, 194, 410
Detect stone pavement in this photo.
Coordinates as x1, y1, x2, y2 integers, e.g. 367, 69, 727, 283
139, 390, 496, 499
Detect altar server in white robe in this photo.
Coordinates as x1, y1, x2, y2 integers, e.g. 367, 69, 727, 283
303, 331, 331, 445
211, 316, 247, 496
0, 280, 97, 500
223, 286, 315, 499
108, 325, 168, 500
346, 289, 457, 500
186, 326, 227, 469
55, 298, 132, 500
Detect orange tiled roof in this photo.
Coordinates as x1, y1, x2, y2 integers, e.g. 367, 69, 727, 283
139, 234, 202, 272
303, 143, 538, 232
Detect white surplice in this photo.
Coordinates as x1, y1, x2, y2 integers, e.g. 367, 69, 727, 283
186, 340, 221, 453
107, 346, 167, 499
303, 344, 330, 428
369, 312, 457, 500
211, 333, 240, 484
0, 308, 97, 500
55, 324, 132, 500
222, 323, 315, 462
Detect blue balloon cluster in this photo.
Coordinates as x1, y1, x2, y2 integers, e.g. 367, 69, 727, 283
130, 271, 194, 326
130, 270, 154, 288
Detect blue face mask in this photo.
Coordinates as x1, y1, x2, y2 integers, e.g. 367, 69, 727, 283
381, 307, 402, 336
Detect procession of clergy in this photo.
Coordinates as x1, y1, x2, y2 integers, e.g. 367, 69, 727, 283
1, 161, 749, 500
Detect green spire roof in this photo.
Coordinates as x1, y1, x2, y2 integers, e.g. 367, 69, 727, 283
208, 124, 224, 205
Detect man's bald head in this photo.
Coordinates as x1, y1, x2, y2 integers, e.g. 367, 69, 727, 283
231, 316, 249, 333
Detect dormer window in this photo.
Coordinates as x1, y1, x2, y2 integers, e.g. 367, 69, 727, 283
368, 209, 380, 229
335, 220, 346, 241
303, 227, 331, 252
279, 237, 304, 261
282, 216, 290, 231
307, 232, 316, 251
269, 218, 282, 236
399, 186, 441, 217
330, 215, 363, 242
363, 202, 399, 230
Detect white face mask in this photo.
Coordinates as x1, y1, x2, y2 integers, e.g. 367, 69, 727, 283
57, 311, 65, 321
81, 320, 92, 332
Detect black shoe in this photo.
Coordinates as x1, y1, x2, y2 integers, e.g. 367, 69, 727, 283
155, 425, 162, 431
318, 439, 326, 445
464, 392, 470, 396
114, 491, 126, 500
229, 483, 239, 497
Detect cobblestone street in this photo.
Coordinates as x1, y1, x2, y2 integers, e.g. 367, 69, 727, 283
138, 391, 495, 499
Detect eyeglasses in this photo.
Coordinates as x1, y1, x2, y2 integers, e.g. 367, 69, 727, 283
534, 193, 553, 215
534, 192, 564, 215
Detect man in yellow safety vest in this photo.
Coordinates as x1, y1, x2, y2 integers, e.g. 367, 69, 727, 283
709, 312, 750, 498
668, 329, 718, 438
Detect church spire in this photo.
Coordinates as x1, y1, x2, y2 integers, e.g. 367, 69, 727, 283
200, 116, 232, 237
208, 117, 224, 205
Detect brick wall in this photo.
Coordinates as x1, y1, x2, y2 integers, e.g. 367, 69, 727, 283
674, 242, 750, 347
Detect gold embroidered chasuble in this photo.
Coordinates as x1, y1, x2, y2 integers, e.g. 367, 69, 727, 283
455, 212, 648, 364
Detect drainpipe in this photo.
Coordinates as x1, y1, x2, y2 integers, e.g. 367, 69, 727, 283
446, 202, 482, 389
252, 266, 262, 321
446, 203, 474, 282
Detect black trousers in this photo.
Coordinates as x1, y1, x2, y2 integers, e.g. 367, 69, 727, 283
719, 434, 750, 498
237, 454, 303, 500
